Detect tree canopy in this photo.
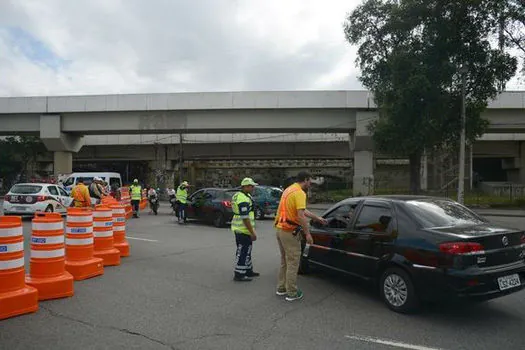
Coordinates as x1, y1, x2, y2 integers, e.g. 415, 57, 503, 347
344, 0, 518, 193
0, 136, 46, 190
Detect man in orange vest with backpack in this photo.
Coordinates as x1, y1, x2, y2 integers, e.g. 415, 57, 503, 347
274, 171, 327, 302
70, 178, 92, 208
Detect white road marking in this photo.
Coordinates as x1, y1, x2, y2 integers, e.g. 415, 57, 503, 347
345, 335, 444, 350
126, 236, 159, 242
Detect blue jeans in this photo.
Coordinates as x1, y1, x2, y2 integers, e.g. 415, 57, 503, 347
177, 202, 187, 222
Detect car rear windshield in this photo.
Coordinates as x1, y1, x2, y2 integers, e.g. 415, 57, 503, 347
405, 199, 485, 228
10, 185, 43, 194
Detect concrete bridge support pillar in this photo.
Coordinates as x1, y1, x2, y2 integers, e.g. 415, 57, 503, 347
39, 114, 84, 176
353, 111, 376, 196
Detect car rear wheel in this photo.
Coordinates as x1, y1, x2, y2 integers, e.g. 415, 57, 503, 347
213, 211, 225, 228
255, 207, 264, 220
45, 205, 54, 213
380, 267, 419, 314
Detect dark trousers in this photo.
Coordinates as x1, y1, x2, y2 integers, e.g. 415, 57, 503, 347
234, 233, 253, 278
177, 202, 187, 222
131, 200, 140, 216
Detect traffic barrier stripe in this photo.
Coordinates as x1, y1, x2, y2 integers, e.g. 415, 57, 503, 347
31, 236, 65, 245
94, 231, 113, 238
93, 221, 113, 228
0, 257, 25, 270
30, 249, 65, 259
93, 211, 112, 218
0, 242, 24, 254
32, 222, 63, 231
66, 226, 93, 234
66, 238, 94, 246
67, 216, 93, 223
0, 226, 23, 237
113, 225, 125, 232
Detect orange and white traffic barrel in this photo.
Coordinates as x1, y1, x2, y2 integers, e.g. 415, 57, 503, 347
0, 216, 38, 320
120, 188, 132, 219
93, 205, 121, 266
64, 208, 104, 281
25, 213, 74, 301
110, 204, 130, 257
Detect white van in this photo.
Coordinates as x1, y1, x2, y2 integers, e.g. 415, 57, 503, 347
61, 172, 122, 195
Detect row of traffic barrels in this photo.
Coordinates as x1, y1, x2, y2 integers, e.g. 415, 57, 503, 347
0, 203, 130, 321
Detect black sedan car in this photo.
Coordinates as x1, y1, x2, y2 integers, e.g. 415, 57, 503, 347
185, 188, 236, 227
301, 195, 525, 313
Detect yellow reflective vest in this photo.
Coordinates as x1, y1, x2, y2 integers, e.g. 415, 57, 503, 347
231, 191, 255, 235
130, 185, 142, 201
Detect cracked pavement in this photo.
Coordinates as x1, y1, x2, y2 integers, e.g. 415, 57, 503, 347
1, 208, 525, 349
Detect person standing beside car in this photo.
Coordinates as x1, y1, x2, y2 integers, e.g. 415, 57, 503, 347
274, 171, 327, 301
71, 178, 92, 208
176, 181, 190, 224
231, 178, 260, 282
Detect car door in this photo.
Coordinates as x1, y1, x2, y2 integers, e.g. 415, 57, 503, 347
58, 187, 73, 211
47, 186, 62, 211
187, 190, 205, 219
308, 200, 362, 269
344, 200, 396, 279
201, 190, 216, 220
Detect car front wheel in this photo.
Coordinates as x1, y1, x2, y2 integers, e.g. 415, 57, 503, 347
380, 267, 419, 314
213, 211, 225, 228
254, 207, 264, 220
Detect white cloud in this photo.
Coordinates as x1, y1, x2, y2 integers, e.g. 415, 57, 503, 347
0, 0, 363, 96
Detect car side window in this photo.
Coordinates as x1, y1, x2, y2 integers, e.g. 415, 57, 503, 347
58, 188, 68, 197
354, 205, 392, 233
48, 186, 59, 196
190, 190, 204, 201
324, 201, 360, 229
204, 190, 215, 199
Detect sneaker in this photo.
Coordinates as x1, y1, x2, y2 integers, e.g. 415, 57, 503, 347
285, 290, 304, 302
233, 276, 253, 282
247, 271, 260, 277
276, 289, 287, 296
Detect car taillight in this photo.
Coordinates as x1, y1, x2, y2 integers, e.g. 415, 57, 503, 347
521, 233, 525, 244
36, 196, 49, 202
439, 242, 484, 255
222, 201, 232, 208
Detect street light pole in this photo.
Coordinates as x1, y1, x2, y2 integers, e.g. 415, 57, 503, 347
457, 66, 467, 204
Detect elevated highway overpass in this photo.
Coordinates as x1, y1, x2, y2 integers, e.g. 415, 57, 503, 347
1, 90, 524, 194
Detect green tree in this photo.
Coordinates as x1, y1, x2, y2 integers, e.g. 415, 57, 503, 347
0, 136, 46, 190
344, 0, 517, 193
502, 0, 525, 75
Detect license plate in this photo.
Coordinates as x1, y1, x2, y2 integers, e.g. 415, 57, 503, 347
14, 207, 27, 212
497, 274, 521, 291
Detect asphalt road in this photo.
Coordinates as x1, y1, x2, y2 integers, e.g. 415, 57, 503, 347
1, 206, 524, 350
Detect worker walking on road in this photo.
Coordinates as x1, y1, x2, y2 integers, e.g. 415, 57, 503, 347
71, 178, 92, 208
231, 178, 260, 282
130, 179, 142, 218
274, 171, 327, 301
176, 181, 190, 224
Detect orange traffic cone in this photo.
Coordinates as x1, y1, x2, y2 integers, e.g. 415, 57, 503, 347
110, 204, 130, 257
64, 208, 104, 281
25, 213, 74, 301
93, 205, 121, 266
0, 216, 38, 320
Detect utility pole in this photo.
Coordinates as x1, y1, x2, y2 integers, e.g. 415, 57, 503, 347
178, 133, 184, 184
457, 66, 468, 204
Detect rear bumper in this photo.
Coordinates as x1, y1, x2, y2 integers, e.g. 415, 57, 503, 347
413, 261, 525, 302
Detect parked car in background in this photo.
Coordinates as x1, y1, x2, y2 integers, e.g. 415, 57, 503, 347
2, 183, 73, 216
186, 188, 236, 227
251, 185, 282, 219
301, 195, 525, 313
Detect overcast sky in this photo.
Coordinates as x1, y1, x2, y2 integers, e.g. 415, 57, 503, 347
1, 1, 523, 97
0, 0, 366, 96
